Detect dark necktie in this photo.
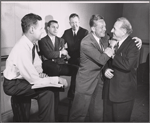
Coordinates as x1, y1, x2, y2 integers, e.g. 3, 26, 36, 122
99, 39, 104, 52
32, 44, 38, 64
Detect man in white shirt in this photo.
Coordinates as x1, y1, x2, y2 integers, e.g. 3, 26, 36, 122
3, 13, 67, 122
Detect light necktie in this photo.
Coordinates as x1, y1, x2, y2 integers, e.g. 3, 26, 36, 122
114, 42, 119, 54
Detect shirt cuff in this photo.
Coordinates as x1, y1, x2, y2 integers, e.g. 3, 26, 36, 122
59, 51, 62, 58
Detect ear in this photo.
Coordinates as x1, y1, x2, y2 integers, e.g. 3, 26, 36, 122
47, 26, 49, 31
91, 26, 95, 33
29, 26, 34, 34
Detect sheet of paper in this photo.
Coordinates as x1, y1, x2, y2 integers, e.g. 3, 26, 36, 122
32, 83, 63, 89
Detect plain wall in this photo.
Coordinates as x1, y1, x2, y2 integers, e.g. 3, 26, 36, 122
122, 3, 149, 63
1, 2, 123, 56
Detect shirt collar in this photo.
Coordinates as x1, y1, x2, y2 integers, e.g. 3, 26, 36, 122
118, 36, 128, 47
48, 34, 55, 41
72, 27, 79, 35
22, 35, 34, 49
92, 33, 101, 45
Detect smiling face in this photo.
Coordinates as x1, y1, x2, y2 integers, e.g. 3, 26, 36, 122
69, 16, 80, 31
92, 19, 106, 38
111, 21, 126, 41
47, 22, 59, 36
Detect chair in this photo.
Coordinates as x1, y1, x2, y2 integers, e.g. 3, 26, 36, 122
10, 87, 64, 122
66, 65, 78, 121
38, 50, 64, 122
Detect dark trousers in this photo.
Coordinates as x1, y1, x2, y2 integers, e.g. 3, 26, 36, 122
103, 84, 134, 122
3, 78, 55, 122
42, 60, 78, 99
69, 79, 104, 122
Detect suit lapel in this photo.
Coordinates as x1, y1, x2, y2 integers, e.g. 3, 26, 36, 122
55, 37, 59, 51
101, 35, 109, 49
90, 33, 102, 52
69, 28, 74, 39
116, 36, 131, 54
46, 35, 54, 50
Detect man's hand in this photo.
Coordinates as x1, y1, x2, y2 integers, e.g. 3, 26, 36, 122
39, 73, 48, 78
61, 48, 68, 56
104, 68, 114, 79
104, 47, 115, 57
132, 37, 142, 49
59, 77, 68, 87
109, 39, 118, 50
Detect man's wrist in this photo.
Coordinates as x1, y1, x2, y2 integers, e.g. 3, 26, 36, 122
59, 51, 62, 58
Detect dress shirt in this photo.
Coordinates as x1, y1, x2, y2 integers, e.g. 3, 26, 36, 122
48, 35, 61, 58
3, 35, 59, 85
72, 28, 79, 36
93, 34, 101, 48
49, 35, 55, 47
118, 36, 128, 48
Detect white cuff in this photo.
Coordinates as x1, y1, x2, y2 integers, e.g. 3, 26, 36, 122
59, 51, 62, 58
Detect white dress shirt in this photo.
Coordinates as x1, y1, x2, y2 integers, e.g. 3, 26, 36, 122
48, 35, 62, 58
49, 35, 55, 47
92, 33, 104, 51
3, 35, 59, 85
118, 36, 128, 48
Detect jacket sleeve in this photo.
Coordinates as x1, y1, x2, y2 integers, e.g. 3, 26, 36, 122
61, 31, 67, 44
38, 40, 60, 60
81, 41, 110, 66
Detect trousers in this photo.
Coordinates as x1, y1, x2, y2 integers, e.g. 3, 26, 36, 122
69, 79, 104, 122
3, 78, 55, 122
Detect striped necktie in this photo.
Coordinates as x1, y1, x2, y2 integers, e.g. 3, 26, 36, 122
114, 42, 119, 54
32, 44, 38, 64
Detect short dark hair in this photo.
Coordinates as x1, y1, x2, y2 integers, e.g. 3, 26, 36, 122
21, 13, 42, 33
69, 13, 79, 20
89, 14, 104, 27
47, 20, 58, 27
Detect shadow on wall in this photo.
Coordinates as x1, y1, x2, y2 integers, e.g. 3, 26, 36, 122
44, 15, 53, 34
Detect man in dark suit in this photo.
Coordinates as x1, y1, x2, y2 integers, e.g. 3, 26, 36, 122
103, 17, 140, 122
69, 14, 115, 122
62, 13, 88, 98
39, 20, 78, 78
69, 15, 142, 122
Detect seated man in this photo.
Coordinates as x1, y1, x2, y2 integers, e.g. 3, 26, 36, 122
38, 20, 78, 93
3, 13, 67, 122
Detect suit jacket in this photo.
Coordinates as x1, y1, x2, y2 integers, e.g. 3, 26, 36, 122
38, 35, 66, 64
104, 36, 140, 102
62, 27, 88, 65
75, 33, 110, 95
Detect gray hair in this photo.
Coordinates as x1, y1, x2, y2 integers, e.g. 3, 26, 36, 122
117, 17, 133, 35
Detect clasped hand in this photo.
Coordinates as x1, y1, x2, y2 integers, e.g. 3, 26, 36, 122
104, 68, 114, 79
61, 48, 70, 59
